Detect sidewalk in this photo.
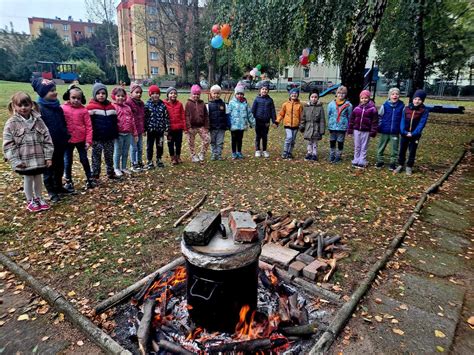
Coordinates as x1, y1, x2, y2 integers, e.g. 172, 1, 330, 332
333, 154, 473, 353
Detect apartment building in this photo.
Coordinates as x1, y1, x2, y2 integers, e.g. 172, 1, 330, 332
28, 16, 99, 45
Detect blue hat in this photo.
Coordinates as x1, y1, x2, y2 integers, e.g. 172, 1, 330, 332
413, 89, 427, 102
31, 78, 56, 98
289, 88, 299, 96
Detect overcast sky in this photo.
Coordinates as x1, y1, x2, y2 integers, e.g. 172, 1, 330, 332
0, 0, 118, 34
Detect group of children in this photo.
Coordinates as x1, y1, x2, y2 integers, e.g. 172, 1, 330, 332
2, 78, 429, 212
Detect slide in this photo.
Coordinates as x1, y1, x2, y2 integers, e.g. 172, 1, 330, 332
319, 84, 341, 97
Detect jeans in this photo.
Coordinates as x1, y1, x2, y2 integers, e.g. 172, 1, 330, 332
284, 128, 298, 154
398, 135, 420, 168
351, 130, 370, 166
130, 134, 143, 165
167, 130, 183, 157
231, 130, 244, 153
210, 129, 226, 157
255, 122, 270, 151
92, 139, 115, 177
64, 142, 92, 181
114, 133, 132, 170
43, 145, 65, 194
147, 130, 164, 162
377, 134, 399, 164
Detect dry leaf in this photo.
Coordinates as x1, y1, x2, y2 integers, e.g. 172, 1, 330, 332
17, 314, 29, 321
399, 304, 408, 310
8, 308, 16, 313
93, 281, 101, 287
0, 320, 5, 326
434, 330, 446, 338
67, 291, 76, 297
391, 319, 399, 324
392, 328, 404, 335
436, 346, 445, 352
77, 340, 84, 346
37, 305, 50, 315
323, 259, 336, 282
41, 336, 50, 341
467, 316, 474, 327
375, 315, 383, 322
375, 298, 383, 304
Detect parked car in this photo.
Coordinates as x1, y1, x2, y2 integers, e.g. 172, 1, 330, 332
200, 79, 209, 90
238, 79, 254, 90
254, 80, 276, 90
301, 80, 328, 92
286, 81, 306, 91
221, 79, 238, 90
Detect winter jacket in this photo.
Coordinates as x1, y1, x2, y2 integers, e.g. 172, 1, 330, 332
114, 102, 138, 136
378, 100, 405, 135
3, 111, 54, 172
185, 99, 209, 130
164, 99, 186, 131
228, 98, 255, 131
251, 95, 276, 125
348, 100, 378, 137
125, 97, 145, 135
86, 99, 118, 141
400, 103, 429, 138
277, 100, 303, 128
207, 98, 229, 130
145, 99, 170, 133
300, 101, 326, 140
61, 102, 93, 145
37, 102, 70, 149
327, 99, 352, 131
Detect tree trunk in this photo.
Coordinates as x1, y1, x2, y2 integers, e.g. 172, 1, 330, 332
192, 0, 200, 83
208, 48, 217, 85
409, 0, 426, 99
340, 0, 388, 106
178, 30, 188, 82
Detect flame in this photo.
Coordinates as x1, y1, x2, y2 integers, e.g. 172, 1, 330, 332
186, 327, 203, 340
234, 305, 280, 340
269, 272, 278, 286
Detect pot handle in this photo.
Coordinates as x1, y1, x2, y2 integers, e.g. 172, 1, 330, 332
189, 277, 219, 301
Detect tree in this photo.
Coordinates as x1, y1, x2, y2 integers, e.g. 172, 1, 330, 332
72, 60, 105, 83
69, 46, 98, 62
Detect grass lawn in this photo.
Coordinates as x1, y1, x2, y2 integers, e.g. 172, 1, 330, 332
0, 80, 473, 311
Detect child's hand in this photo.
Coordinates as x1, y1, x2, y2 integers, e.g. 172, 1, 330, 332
143, 132, 147, 137
273, 123, 279, 128
85, 143, 90, 150
406, 132, 412, 137
16, 162, 27, 169
46, 160, 52, 167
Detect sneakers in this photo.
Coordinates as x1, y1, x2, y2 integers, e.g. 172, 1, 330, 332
114, 168, 123, 177
176, 156, 183, 164
198, 153, 205, 162
406, 167, 413, 176
156, 159, 165, 168
312, 154, 319, 161
64, 180, 75, 193
122, 168, 132, 175
108, 172, 120, 180
210, 154, 217, 161
232, 153, 238, 160
171, 156, 179, 165
145, 161, 155, 170
304, 153, 312, 161
394, 165, 404, 173
376, 162, 384, 169
26, 199, 41, 212
263, 151, 270, 158
131, 163, 141, 172
138, 162, 145, 169
389, 163, 397, 171
333, 156, 342, 164
236, 152, 244, 159
255, 150, 262, 158
48, 193, 60, 202
36, 198, 50, 211
281, 153, 288, 159
192, 155, 200, 163
86, 179, 97, 189
287, 152, 294, 160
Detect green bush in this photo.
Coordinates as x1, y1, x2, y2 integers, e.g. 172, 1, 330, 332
71, 60, 105, 84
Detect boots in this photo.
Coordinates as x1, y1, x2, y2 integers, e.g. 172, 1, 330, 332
171, 155, 178, 165
329, 148, 336, 162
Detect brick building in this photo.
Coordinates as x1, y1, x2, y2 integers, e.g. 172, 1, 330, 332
28, 16, 99, 45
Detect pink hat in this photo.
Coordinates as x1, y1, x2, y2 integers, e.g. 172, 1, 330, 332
191, 84, 201, 95
359, 90, 371, 98
130, 82, 142, 94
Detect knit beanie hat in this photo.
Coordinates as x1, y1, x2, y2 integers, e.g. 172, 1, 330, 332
32, 78, 56, 98
63, 84, 86, 104
191, 84, 201, 95
130, 82, 142, 94
210, 84, 221, 93
359, 89, 371, 98
148, 85, 160, 96
92, 83, 108, 99
413, 89, 427, 102
289, 88, 299, 96
111, 87, 127, 101
234, 85, 245, 94
166, 87, 177, 97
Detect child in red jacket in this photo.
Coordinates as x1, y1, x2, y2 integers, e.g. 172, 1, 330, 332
164, 87, 186, 164
62, 85, 95, 190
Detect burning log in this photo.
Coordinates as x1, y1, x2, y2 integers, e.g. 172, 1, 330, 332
173, 193, 208, 228
158, 340, 195, 355
137, 298, 156, 355
278, 297, 291, 323
207, 337, 288, 354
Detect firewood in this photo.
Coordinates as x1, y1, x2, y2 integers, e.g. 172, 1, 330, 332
317, 235, 324, 259
323, 258, 337, 282
137, 298, 156, 355
270, 216, 292, 230
207, 338, 287, 353
304, 232, 318, 244
278, 297, 291, 323
158, 340, 194, 355
173, 193, 208, 228
323, 235, 342, 246
288, 242, 308, 251
300, 217, 314, 230
280, 322, 323, 337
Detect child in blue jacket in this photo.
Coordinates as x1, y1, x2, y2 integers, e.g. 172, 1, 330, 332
251, 83, 276, 158
228, 86, 255, 159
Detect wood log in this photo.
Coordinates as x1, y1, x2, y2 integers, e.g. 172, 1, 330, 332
292, 277, 343, 304
317, 235, 324, 259
323, 235, 342, 247
280, 322, 324, 337
207, 338, 287, 353
278, 297, 291, 322
173, 193, 208, 228
137, 298, 156, 355
300, 217, 314, 229
270, 216, 292, 230
303, 232, 318, 244
158, 340, 194, 355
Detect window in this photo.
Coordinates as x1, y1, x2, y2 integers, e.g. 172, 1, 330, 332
147, 6, 158, 15
151, 67, 159, 75
169, 53, 175, 61
149, 36, 157, 45
284, 68, 289, 79
169, 68, 175, 75
303, 68, 310, 78
150, 52, 159, 60
63, 24, 68, 31
64, 35, 70, 42
45, 23, 53, 29
87, 26, 93, 33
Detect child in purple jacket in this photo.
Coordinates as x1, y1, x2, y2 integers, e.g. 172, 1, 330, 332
347, 90, 378, 168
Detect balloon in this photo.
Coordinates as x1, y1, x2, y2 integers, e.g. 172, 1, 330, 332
308, 53, 317, 62
211, 35, 224, 49
250, 69, 256, 77
256, 64, 262, 70
224, 38, 232, 47
221, 24, 231, 39
212, 24, 219, 34
302, 48, 310, 57
256, 71, 261, 77
300, 56, 309, 66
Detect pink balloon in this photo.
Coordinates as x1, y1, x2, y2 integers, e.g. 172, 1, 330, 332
212, 24, 219, 34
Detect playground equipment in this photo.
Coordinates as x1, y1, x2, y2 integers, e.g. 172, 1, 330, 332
32, 61, 79, 83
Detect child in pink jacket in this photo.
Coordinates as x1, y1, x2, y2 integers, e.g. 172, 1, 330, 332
112, 87, 137, 176
62, 85, 95, 190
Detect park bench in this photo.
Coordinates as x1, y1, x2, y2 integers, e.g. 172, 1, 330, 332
160, 80, 177, 88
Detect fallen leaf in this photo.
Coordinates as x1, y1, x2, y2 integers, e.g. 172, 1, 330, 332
37, 305, 50, 315
375, 315, 383, 322
399, 304, 408, 310
8, 308, 16, 313
0, 320, 5, 326
467, 316, 474, 327
391, 319, 399, 324
93, 281, 101, 287
436, 346, 445, 352
41, 336, 49, 341
392, 328, 404, 335
435, 330, 446, 338
17, 314, 29, 321
77, 340, 84, 346
375, 298, 382, 304
67, 291, 76, 297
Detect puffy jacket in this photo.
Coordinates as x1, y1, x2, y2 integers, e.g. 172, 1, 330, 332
86, 99, 118, 141
125, 97, 145, 135
327, 99, 352, 131
401, 103, 429, 138
61, 102, 93, 145
185, 99, 209, 129
277, 100, 303, 128
145, 99, 170, 133
37, 102, 70, 148
251, 95, 276, 124
207, 98, 229, 130
3, 111, 54, 172
164, 99, 186, 131
300, 101, 326, 140
228, 98, 255, 131
378, 100, 405, 135
348, 100, 378, 137
114, 102, 137, 135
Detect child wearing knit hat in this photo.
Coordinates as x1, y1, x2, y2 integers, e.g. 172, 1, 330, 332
394, 89, 429, 176
347, 90, 378, 168
185, 85, 210, 162
276, 89, 303, 159
228, 85, 255, 159
207, 84, 229, 161
126, 83, 145, 172
164, 87, 186, 164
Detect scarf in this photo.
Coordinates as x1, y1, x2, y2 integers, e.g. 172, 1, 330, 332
335, 100, 350, 123
38, 97, 60, 108
237, 96, 247, 103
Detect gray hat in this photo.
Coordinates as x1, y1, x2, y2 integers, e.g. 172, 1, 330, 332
234, 85, 245, 94
166, 86, 177, 96
92, 83, 108, 99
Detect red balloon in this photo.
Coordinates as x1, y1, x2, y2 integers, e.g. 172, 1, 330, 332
300, 56, 309, 66
221, 24, 231, 39
212, 24, 219, 34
